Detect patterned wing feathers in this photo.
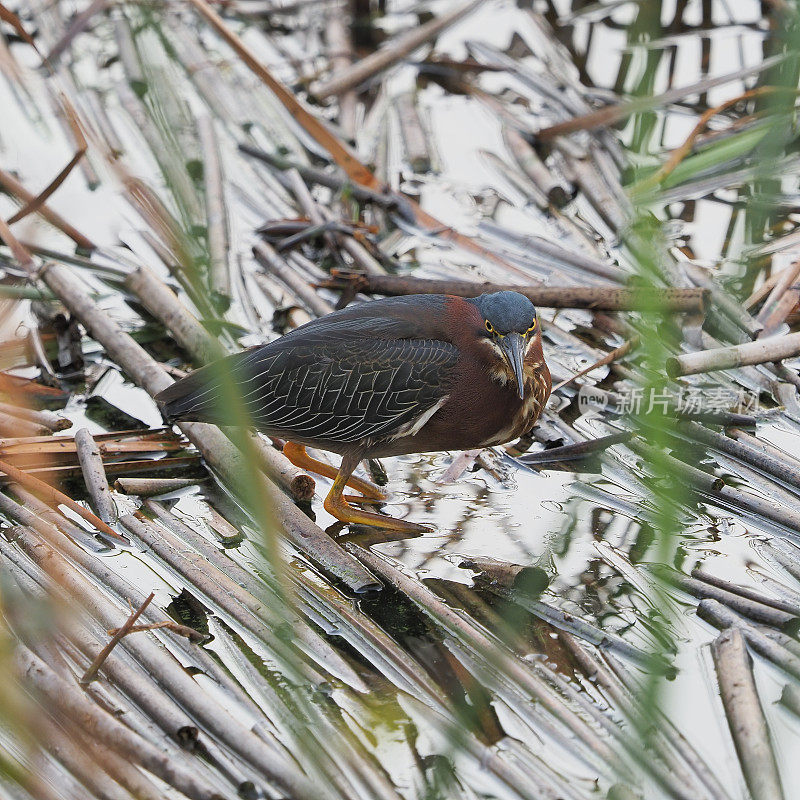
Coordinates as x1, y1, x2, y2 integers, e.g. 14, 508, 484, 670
155, 337, 457, 446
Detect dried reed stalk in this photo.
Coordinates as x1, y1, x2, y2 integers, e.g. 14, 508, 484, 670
711, 628, 785, 800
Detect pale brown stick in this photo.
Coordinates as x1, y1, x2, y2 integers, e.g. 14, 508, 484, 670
0, 401, 70, 431
634, 87, 772, 193
113, 477, 201, 497
197, 115, 230, 309
758, 259, 800, 336
325, 8, 357, 139
711, 628, 785, 800
316, 271, 708, 313
535, 56, 785, 140
44, 0, 108, 64
105, 620, 207, 640
80, 593, 155, 685
74, 428, 117, 524
0, 410, 48, 437
745, 265, 793, 309
552, 338, 636, 392
666, 331, 800, 377
0, 167, 95, 250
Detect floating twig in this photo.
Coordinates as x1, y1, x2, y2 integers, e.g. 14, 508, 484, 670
0, 401, 70, 432
74, 428, 118, 525
113, 477, 201, 497
0, 167, 95, 251
197, 115, 231, 311
711, 628, 785, 800
666, 332, 800, 377
81, 592, 155, 685
316, 271, 709, 313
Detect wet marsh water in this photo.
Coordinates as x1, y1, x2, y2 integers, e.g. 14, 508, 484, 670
3, 0, 800, 798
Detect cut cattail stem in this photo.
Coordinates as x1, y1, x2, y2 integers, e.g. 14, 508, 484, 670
667, 332, 800, 377
113, 477, 202, 497
0, 401, 71, 431
316, 270, 709, 314
711, 627, 785, 800
74, 427, 118, 524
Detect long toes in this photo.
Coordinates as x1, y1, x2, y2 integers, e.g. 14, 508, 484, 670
345, 477, 386, 501
323, 496, 430, 533
343, 494, 384, 506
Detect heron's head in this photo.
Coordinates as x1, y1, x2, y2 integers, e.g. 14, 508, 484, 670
470, 291, 540, 399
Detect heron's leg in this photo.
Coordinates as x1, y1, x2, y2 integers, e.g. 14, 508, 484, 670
324, 455, 430, 533
283, 442, 385, 501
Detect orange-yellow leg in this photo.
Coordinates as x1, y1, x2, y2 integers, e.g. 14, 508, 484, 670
323, 455, 431, 533
283, 442, 385, 501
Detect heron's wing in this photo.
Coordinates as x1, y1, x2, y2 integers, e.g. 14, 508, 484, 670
156, 338, 458, 445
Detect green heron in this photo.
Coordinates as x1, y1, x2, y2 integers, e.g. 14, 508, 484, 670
155, 291, 551, 532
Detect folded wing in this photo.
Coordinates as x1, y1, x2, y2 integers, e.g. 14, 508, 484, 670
156, 336, 457, 446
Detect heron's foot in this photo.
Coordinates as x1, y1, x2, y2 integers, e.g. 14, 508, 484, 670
283, 442, 385, 501
324, 478, 430, 533
343, 494, 384, 506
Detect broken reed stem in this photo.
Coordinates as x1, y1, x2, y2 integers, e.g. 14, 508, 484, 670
0, 167, 95, 251
552, 338, 636, 392
0, 456, 127, 544
699, 599, 800, 681
74, 427, 117, 524
534, 56, 786, 140
253, 240, 335, 317
503, 126, 571, 207
711, 628, 785, 800
692, 567, 800, 617
0, 401, 70, 431
124, 264, 225, 366
105, 620, 207, 640
518, 432, 632, 465
667, 331, 800, 376
0, 410, 48, 438
310, 0, 482, 99
238, 145, 403, 211
39, 721, 159, 800
757, 259, 800, 336
197, 115, 231, 310
80, 592, 155, 685
113, 477, 201, 497
324, 8, 357, 139
657, 567, 799, 629
680, 420, 800, 494
316, 271, 709, 313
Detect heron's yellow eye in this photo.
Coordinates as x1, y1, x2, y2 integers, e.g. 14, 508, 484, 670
527, 319, 537, 334
485, 320, 494, 333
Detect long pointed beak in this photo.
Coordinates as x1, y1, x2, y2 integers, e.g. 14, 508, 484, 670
499, 332, 526, 399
